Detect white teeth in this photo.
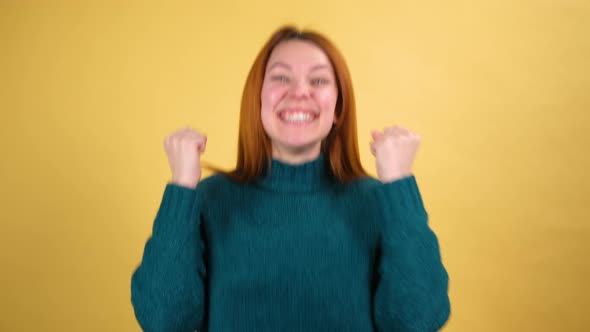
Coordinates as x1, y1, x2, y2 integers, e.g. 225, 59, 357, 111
280, 112, 314, 123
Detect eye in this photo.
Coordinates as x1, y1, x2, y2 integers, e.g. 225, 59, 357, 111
270, 75, 290, 83
310, 78, 330, 86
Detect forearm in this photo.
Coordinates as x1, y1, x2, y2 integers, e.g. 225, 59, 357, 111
131, 184, 207, 332
373, 176, 451, 332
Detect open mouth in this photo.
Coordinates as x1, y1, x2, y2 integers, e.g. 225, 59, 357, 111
277, 110, 318, 125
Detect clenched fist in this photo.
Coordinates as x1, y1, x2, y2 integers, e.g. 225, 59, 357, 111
370, 126, 421, 183
164, 127, 207, 189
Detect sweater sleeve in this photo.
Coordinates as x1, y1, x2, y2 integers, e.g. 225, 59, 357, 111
131, 183, 207, 332
372, 176, 450, 332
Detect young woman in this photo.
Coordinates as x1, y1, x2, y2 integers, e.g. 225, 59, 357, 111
131, 26, 451, 331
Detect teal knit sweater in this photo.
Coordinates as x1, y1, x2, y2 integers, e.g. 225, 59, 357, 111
131, 154, 450, 331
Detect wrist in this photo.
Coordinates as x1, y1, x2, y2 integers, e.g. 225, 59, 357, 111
171, 177, 200, 189
378, 171, 413, 183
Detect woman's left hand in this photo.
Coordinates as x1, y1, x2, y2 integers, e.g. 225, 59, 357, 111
370, 126, 421, 183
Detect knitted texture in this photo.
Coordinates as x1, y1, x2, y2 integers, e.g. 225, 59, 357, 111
131, 154, 450, 331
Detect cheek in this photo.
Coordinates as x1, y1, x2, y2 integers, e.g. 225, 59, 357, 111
314, 88, 338, 113
261, 85, 286, 112
260, 85, 287, 134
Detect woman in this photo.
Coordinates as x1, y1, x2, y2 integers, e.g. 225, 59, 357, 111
131, 26, 451, 331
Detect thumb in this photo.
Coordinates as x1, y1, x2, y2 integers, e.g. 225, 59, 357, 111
197, 136, 207, 154
371, 130, 383, 141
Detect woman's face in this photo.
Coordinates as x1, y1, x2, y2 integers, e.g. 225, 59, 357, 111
260, 40, 338, 161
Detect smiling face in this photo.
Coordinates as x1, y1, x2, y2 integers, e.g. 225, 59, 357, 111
260, 39, 338, 163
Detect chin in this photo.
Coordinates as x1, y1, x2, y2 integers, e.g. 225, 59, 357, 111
277, 139, 322, 152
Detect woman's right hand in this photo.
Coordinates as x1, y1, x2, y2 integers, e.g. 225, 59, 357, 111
164, 127, 207, 189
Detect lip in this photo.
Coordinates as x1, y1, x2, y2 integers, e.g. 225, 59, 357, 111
277, 108, 318, 115
276, 107, 318, 124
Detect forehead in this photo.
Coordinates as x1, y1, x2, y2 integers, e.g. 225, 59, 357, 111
266, 40, 332, 68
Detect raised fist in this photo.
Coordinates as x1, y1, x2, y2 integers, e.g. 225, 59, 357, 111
164, 127, 207, 188
370, 126, 421, 183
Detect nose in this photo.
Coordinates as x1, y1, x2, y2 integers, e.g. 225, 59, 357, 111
289, 79, 310, 99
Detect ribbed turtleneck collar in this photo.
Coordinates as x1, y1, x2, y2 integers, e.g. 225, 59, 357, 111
256, 153, 335, 192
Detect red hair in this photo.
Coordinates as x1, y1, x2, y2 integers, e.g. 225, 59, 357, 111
209, 25, 368, 183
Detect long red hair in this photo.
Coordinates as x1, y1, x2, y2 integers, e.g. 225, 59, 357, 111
209, 25, 368, 183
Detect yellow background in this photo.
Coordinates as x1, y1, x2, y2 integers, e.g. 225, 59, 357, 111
1, 0, 589, 331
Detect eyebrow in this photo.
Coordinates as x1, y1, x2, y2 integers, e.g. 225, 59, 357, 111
267, 62, 331, 72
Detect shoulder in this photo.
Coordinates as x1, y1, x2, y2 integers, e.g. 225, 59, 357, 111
194, 173, 247, 211
196, 173, 239, 195
344, 175, 384, 194
196, 173, 244, 201
328, 175, 384, 203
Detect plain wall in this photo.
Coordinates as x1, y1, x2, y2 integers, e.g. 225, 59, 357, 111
1, 1, 589, 331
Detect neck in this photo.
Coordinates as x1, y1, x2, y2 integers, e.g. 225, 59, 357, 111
271, 143, 321, 165
257, 152, 334, 192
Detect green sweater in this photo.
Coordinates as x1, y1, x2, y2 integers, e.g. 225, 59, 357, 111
131, 154, 450, 331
